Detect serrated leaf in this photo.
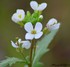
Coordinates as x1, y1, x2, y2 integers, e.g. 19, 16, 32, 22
0, 57, 24, 67
32, 30, 58, 67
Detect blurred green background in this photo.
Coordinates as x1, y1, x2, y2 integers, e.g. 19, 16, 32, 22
0, 0, 70, 67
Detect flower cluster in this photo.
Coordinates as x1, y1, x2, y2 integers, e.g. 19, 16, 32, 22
11, 1, 60, 67
0, 1, 61, 67
11, 1, 60, 49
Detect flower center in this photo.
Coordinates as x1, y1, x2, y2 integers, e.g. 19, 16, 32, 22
31, 30, 36, 34
18, 14, 22, 18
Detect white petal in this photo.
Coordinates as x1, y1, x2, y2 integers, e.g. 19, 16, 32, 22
18, 39, 21, 43
11, 41, 18, 48
38, 3, 47, 11
17, 14, 25, 21
11, 13, 19, 23
30, 1, 38, 10
47, 18, 57, 26
22, 41, 31, 49
16, 9, 25, 14
16, 9, 25, 20
35, 32, 43, 39
35, 22, 42, 33
25, 33, 34, 40
24, 22, 33, 33
49, 23, 60, 31
12, 9, 25, 23
39, 15, 43, 19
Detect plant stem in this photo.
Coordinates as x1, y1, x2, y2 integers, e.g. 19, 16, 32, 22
29, 40, 34, 67
19, 49, 28, 64
34, 44, 36, 58
33, 40, 36, 59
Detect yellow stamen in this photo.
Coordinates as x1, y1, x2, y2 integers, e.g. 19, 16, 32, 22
31, 30, 36, 34
18, 14, 22, 18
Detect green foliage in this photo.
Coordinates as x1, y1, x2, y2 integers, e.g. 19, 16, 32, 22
33, 62, 43, 67
23, 11, 31, 24
0, 57, 24, 67
23, 11, 42, 25
32, 30, 58, 67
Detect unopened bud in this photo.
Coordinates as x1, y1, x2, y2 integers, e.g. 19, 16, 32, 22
39, 15, 43, 19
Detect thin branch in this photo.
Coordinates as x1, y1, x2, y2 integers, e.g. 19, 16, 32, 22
19, 49, 29, 64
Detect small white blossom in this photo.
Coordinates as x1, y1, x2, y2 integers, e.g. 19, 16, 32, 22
46, 18, 60, 31
11, 39, 31, 49
30, 1, 47, 11
11, 41, 18, 48
11, 38, 21, 48
24, 22, 43, 40
22, 41, 31, 49
12, 9, 25, 23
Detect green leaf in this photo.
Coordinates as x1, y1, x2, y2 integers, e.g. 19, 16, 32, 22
33, 62, 43, 67
32, 30, 58, 67
0, 57, 24, 67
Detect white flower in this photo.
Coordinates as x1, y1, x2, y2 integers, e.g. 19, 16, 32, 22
30, 1, 47, 11
22, 41, 31, 49
46, 18, 60, 31
11, 38, 21, 48
24, 22, 43, 40
12, 9, 25, 23
11, 39, 31, 49
11, 41, 18, 48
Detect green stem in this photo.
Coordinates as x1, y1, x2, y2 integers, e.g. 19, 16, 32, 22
19, 49, 28, 64
33, 39, 36, 59
33, 44, 36, 58
29, 40, 34, 67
